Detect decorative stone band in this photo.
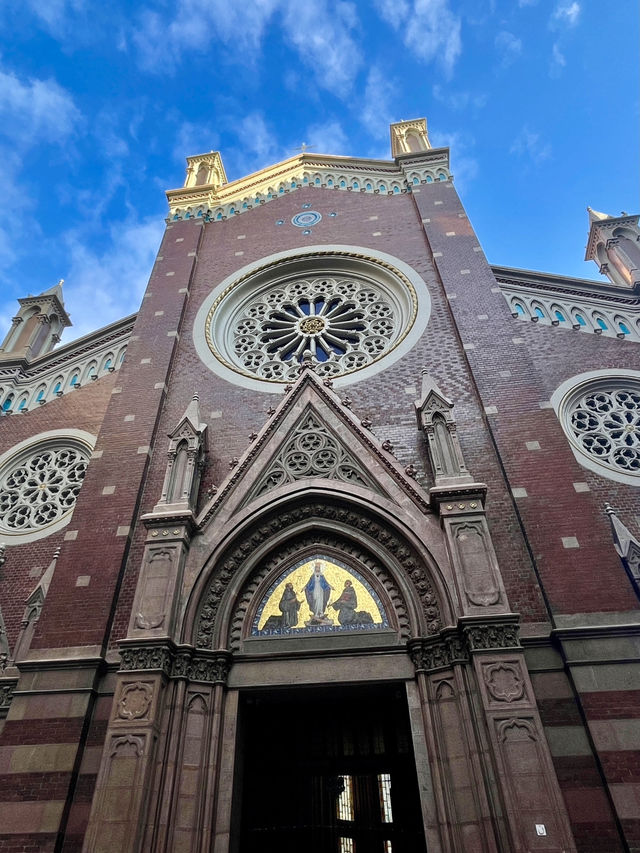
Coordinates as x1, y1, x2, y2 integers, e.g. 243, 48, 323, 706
118, 642, 232, 685
408, 616, 521, 673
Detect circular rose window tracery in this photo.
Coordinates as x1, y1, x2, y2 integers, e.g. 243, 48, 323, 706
0, 434, 92, 541
568, 387, 640, 473
195, 248, 430, 391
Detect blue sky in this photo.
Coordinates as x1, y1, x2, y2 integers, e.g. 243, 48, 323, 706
0, 0, 636, 343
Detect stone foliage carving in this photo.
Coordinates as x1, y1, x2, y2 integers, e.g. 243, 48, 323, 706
195, 501, 442, 649
0, 679, 16, 713
408, 634, 468, 672
117, 682, 154, 721
409, 619, 521, 674
251, 410, 377, 496
118, 644, 231, 685
483, 662, 526, 703
464, 621, 520, 651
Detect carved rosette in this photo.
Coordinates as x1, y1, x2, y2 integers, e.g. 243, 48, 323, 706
483, 662, 526, 704
117, 682, 154, 721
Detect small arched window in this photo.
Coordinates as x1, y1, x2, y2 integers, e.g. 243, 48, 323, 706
555, 310, 566, 323
513, 303, 526, 317
534, 306, 545, 320
2, 396, 13, 411
36, 389, 45, 401
70, 374, 78, 386
619, 322, 631, 335
18, 398, 27, 411
596, 317, 608, 331
575, 314, 586, 327
53, 383, 62, 394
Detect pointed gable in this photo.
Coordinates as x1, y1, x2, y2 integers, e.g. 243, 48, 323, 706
197, 367, 430, 530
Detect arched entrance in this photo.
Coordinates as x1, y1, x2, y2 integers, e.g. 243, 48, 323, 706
237, 684, 427, 853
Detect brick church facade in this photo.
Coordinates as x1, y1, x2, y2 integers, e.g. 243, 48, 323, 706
0, 119, 639, 852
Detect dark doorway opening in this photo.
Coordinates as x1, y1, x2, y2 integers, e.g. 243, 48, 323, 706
237, 683, 427, 853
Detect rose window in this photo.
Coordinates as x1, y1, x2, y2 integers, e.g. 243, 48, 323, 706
568, 388, 640, 473
0, 442, 89, 534
230, 277, 399, 381
196, 249, 429, 390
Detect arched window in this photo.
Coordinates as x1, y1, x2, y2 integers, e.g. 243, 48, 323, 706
195, 164, 209, 186
574, 314, 586, 327
596, 317, 608, 331
53, 383, 62, 395
534, 306, 545, 320
2, 395, 13, 412
555, 310, 566, 323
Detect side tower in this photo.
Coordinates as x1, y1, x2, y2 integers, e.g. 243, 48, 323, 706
586, 207, 640, 290
0, 281, 71, 363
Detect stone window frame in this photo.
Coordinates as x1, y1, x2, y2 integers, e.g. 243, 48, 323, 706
0, 428, 95, 544
551, 369, 640, 486
192, 244, 431, 393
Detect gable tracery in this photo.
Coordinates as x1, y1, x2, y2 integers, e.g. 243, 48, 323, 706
249, 409, 379, 498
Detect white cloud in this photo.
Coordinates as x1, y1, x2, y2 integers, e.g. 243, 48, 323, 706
14, 0, 87, 38
495, 31, 522, 68
132, 0, 362, 95
173, 120, 220, 164
518, 0, 538, 6
551, 2, 580, 27
432, 84, 487, 112
550, 41, 566, 76
303, 120, 348, 156
0, 69, 82, 148
429, 129, 478, 192
373, 0, 461, 75
510, 126, 552, 165
59, 215, 164, 341
361, 67, 399, 138
281, 0, 362, 94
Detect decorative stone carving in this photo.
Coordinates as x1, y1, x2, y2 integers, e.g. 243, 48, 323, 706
605, 502, 640, 596
117, 682, 153, 721
450, 521, 501, 607
119, 645, 173, 677
408, 634, 468, 673
496, 717, 537, 744
0, 679, 15, 714
251, 410, 377, 497
118, 644, 231, 685
110, 734, 145, 758
408, 619, 522, 674
196, 502, 441, 649
134, 547, 175, 630
463, 620, 520, 652
415, 371, 470, 484
155, 393, 206, 512
434, 679, 456, 700
483, 662, 526, 703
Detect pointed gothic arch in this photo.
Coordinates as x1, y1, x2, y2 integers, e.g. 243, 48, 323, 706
187, 486, 452, 654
